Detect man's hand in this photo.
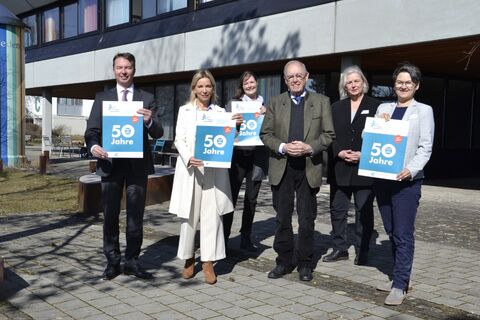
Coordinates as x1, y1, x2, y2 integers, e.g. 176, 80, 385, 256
92, 145, 109, 159
283, 141, 312, 157
137, 108, 152, 124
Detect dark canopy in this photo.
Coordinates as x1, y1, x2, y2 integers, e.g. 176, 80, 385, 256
0, 4, 27, 27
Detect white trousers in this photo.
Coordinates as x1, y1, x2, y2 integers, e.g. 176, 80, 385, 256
177, 167, 226, 262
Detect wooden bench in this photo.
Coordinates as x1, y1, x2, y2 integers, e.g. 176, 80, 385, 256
78, 166, 175, 215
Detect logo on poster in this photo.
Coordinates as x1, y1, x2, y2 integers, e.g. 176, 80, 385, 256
203, 134, 226, 155
111, 124, 135, 145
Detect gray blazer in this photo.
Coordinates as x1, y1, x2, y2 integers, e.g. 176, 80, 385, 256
376, 99, 434, 180
260, 91, 335, 188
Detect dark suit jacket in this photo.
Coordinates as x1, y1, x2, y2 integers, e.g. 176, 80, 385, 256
329, 95, 380, 186
260, 91, 335, 188
85, 87, 164, 177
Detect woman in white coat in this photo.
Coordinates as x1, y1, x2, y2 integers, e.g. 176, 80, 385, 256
169, 69, 242, 284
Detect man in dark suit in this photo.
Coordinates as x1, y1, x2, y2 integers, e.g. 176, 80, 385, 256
85, 52, 163, 280
260, 60, 335, 281
323, 66, 380, 265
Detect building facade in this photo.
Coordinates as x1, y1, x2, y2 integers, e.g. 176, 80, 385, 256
5, 0, 480, 179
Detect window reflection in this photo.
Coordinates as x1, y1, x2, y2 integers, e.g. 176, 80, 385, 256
158, 0, 188, 15
43, 8, 59, 42
142, 0, 156, 19
63, 3, 78, 38
155, 85, 175, 140
79, 0, 98, 33
106, 0, 129, 27
371, 75, 395, 101
23, 15, 38, 47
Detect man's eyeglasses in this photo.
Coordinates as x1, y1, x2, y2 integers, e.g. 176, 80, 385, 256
394, 80, 415, 88
285, 73, 306, 82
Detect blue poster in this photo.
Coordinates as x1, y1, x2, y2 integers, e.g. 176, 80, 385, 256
231, 101, 264, 146
194, 111, 236, 168
102, 101, 144, 158
359, 117, 409, 180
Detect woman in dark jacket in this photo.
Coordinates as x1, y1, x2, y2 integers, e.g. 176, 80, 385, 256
323, 66, 380, 265
223, 71, 268, 252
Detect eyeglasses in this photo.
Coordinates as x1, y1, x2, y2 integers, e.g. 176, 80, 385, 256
285, 73, 306, 82
394, 80, 415, 88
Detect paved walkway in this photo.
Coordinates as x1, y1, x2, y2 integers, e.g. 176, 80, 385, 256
1, 156, 479, 320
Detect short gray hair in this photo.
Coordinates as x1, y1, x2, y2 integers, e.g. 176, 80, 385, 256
283, 60, 308, 76
338, 65, 369, 99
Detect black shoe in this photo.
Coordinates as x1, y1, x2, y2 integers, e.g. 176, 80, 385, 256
298, 267, 313, 281
354, 251, 369, 266
240, 237, 257, 252
267, 265, 292, 279
322, 250, 349, 262
102, 264, 121, 280
124, 263, 153, 279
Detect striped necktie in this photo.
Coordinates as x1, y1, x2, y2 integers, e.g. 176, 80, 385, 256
121, 89, 128, 101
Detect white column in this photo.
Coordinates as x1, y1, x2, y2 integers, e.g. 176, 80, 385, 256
41, 89, 53, 152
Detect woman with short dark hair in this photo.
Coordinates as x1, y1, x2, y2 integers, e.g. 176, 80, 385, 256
374, 62, 434, 305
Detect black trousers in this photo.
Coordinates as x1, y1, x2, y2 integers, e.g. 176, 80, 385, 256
329, 184, 374, 253
101, 159, 147, 266
271, 164, 318, 268
223, 149, 262, 241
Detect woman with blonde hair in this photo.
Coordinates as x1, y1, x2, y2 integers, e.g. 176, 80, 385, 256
169, 69, 242, 284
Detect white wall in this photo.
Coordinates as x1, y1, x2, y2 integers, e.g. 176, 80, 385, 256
25, 0, 480, 89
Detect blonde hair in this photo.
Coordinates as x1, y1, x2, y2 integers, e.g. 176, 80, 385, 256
189, 69, 217, 105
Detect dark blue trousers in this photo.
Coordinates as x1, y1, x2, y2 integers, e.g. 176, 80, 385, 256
374, 179, 422, 291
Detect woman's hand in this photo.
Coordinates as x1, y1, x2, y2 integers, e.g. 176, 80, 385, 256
397, 168, 412, 181
338, 150, 360, 163
232, 113, 244, 126
188, 157, 204, 168
381, 113, 391, 121
260, 106, 267, 114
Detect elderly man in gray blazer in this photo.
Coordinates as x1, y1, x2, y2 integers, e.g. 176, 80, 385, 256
260, 60, 335, 281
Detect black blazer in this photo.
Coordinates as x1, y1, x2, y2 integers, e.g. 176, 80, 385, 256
85, 87, 164, 177
329, 95, 380, 187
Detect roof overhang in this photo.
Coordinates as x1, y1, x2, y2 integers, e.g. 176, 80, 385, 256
1, 0, 57, 16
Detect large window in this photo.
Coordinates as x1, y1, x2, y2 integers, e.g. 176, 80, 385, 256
142, 0, 157, 19
473, 83, 480, 148
444, 80, 473, 148
155, 85, 175, 140
22, 15, 38, 47
142, 0, 187, 18
63, 3, 78, 38
371, 75, 395, 101
106, 0, 129, 27
43, 8, 60, 42
79, 0, 98, 33
57, 98, 83, 116
158, 0, 188, 14
415, 77, 445, 149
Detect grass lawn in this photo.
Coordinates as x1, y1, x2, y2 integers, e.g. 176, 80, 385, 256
0, 168, 78, 215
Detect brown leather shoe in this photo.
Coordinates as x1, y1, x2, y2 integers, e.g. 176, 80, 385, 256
182, 258, 195, 279
202, 261, 217, 284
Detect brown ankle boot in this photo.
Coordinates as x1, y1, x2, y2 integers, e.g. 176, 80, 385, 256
182, 258, 195, 279
202, 261, 216, 284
